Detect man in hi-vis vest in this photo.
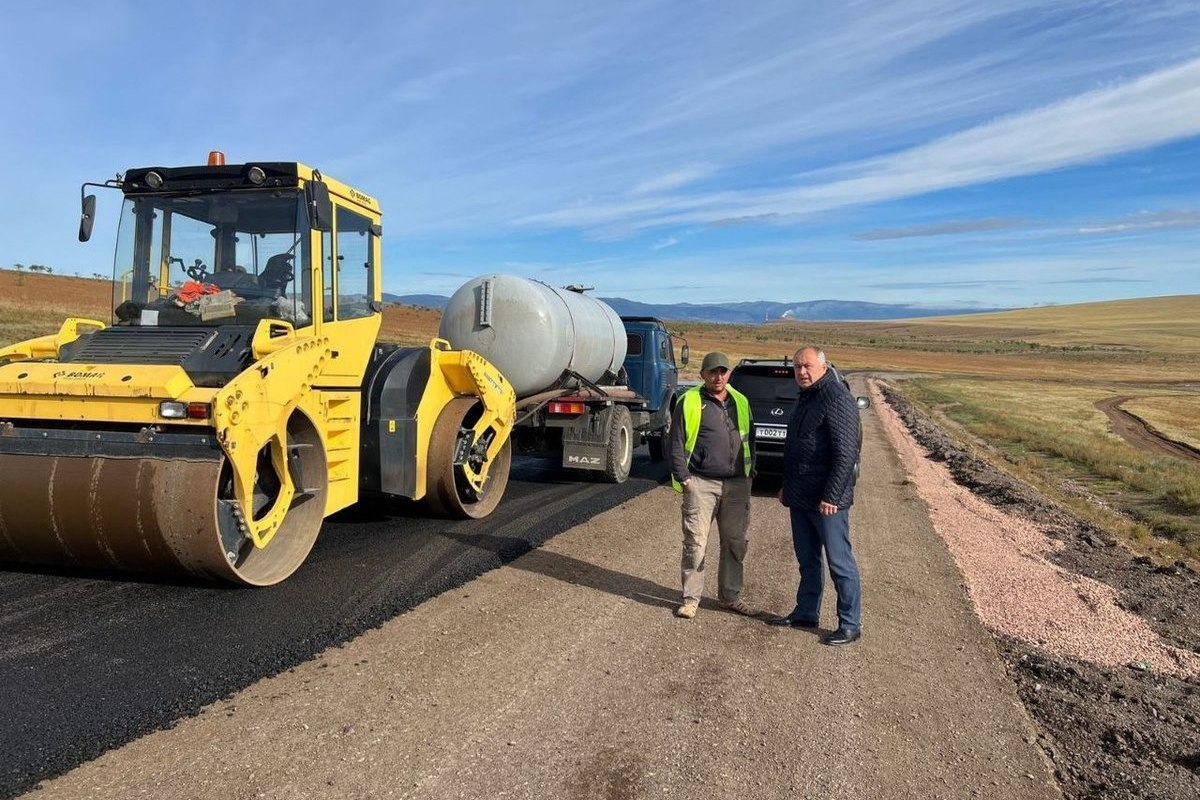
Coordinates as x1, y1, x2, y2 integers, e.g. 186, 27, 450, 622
667, 351, 756, 620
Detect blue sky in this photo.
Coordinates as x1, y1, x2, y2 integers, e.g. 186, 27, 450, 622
2, 0, 1198, 309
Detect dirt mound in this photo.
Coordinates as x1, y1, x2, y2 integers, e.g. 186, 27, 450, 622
1002, 637, 1200, 800
881, 382, 1200, 799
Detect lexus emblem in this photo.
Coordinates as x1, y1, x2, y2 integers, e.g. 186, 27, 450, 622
770, 407, 784, 416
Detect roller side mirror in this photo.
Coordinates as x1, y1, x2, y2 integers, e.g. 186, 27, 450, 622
78, 194, 96, 242
305, 180, 333, 232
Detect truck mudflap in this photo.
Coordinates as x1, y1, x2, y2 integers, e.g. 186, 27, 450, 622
559, 403, 634, 483
563, 443, 607, 470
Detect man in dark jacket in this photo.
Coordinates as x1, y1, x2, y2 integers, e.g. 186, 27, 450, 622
668, 351, 756, 620
768, 346, 862, 645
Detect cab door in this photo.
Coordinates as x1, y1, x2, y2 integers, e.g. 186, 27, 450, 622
653, 327, 679, 411
319, 203, 382, 383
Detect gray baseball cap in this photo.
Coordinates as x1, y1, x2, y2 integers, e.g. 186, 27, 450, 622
700, 351, 731, 372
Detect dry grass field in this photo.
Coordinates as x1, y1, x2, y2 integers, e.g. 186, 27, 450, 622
901, 377, 1200, 560
671, 294, 1200, 383
0, 270, 112, 344
2, 267, 1196, 558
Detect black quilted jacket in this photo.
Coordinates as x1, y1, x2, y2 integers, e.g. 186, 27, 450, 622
780, 370, 859, 510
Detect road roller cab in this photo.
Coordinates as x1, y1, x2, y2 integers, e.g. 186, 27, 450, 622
0, 154, 517, 585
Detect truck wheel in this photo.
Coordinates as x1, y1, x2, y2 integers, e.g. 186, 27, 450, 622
599, 405, 633, 483
647, 410, 670, 462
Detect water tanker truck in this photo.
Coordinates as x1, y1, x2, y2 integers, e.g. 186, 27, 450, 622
0, 153, 517, 585
438, 275, 686, 482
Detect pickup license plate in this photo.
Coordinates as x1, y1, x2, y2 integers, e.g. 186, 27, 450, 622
756, 426, 787, 440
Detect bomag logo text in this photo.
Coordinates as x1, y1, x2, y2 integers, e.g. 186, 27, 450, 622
53, 370, 104, 380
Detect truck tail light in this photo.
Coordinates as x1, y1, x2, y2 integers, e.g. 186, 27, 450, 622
548, 400, 586, 415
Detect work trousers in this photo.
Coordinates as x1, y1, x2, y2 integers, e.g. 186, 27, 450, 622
680, 474, 751, 603
789, 506, 862, 631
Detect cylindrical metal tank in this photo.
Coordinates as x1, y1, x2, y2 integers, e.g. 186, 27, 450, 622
438, 274, 627, 398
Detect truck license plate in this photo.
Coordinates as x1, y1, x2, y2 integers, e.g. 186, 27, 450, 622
756, 426, 786, 440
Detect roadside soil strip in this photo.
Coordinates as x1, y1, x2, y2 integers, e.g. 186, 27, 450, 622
871, 380, 1200, 679
25, 395, 1059, 799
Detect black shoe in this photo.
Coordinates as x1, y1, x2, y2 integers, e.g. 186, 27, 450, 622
766, 614, 819, 629
821, 628, 861, 646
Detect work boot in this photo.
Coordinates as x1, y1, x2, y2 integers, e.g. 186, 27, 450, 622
719, 598, 756, 616
675, 600, 699, 619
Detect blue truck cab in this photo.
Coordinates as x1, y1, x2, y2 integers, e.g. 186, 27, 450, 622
620, 316, 687, 461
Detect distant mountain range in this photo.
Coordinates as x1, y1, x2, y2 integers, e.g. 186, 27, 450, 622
383, 293, 1001, 323
387, 293, 453, 310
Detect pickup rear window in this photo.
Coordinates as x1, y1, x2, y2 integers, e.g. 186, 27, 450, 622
730, 366, 798, 402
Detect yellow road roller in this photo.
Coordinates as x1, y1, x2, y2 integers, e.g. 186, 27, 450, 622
0, 153, 515, 585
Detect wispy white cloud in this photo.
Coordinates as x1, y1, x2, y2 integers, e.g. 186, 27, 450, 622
630, 166, 715, 196
388, 67, 471, 104
1074, 209, 1200, 235
651, 236, 679, 251
517, 56, 1200, 234
1047, 277, 1152, 284
868, 279, 1024, 289
856, 217, 1028, 240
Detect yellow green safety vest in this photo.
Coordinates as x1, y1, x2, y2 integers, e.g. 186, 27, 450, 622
671, 385, 752, 492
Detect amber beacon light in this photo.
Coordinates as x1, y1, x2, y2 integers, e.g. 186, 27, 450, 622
207, 150, 226, 166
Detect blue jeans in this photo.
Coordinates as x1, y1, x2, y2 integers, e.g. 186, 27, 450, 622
788, 507, 861, 631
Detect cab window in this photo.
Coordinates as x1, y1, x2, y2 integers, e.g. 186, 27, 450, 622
334, 207, 374, 320
111, 191, 312, 328
626, 333, 644, 357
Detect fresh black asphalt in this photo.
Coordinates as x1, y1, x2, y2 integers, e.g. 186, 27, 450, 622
0, 456, 667, 799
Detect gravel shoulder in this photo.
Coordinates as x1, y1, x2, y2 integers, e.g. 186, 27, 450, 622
23, 380, 1059, 800
878, 379, 1200, 800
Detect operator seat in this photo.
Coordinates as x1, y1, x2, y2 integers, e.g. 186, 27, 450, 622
258, 253, 294, 297
210, 264, 257, 291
